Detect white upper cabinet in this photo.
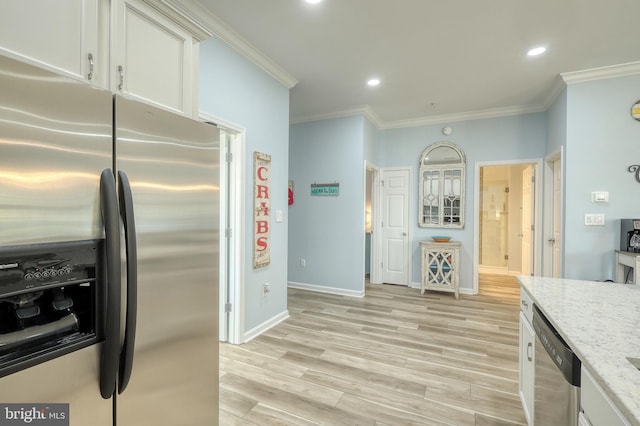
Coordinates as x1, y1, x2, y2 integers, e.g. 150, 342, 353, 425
0, 0, 104, 85
111, 0, 197, 116
0, 0, 205, 117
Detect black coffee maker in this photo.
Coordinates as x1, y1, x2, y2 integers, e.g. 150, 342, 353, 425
620, 219, 640, 252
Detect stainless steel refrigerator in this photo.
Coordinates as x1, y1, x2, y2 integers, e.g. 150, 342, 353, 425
0, 55, 219, 425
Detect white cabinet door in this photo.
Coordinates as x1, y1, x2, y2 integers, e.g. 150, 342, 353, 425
112, 0, 196, 116
519, 311, 535, 425
581, 367, 631, 426
0, 0, 101, 84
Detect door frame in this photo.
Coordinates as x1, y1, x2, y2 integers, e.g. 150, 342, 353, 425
366, 162, 381, 285
473, 159, 543, 294
378, 166, 412, 286
543, 148, 564, 277
200, 112, 245, 344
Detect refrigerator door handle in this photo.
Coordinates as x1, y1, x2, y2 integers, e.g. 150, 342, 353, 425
117, 170, 137, 394
99, 169, 122, 399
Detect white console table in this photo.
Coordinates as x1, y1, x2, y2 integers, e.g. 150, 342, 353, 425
615, 250, 640, 284
420, 240, 460, 298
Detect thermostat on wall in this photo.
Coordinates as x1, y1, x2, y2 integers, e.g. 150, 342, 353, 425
632, 100, 640, 121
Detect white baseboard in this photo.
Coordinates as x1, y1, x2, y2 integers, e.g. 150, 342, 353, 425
288, 281, 365, 298
243, 309, 290, 343
411, 281, 475, 295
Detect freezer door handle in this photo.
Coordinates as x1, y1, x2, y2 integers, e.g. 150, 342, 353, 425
99, 169, 122, 399
117, 170, 137, 394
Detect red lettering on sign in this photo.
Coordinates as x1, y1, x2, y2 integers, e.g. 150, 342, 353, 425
256, 221, 269, 234
257, 202, 269, 216
257, 166, 268, 181
256, 237, 268, 252
256, 185, 269, 199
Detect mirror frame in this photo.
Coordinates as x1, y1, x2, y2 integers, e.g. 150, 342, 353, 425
418, 142, 466, 228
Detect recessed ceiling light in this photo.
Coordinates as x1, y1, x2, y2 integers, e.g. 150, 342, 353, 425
527, 46, 547, 56
305, 0, 322, 4
367, 78, 381, 87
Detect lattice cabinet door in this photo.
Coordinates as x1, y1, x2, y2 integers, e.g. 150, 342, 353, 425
420, 241, 461, 298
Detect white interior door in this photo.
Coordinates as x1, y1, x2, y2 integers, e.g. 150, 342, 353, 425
381, 168, 410, 285
521, 166, 534, 275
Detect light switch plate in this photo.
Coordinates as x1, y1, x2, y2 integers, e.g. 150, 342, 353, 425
275, 210, 284, 223
585, 213, 605, 226
591, 191, 609, 203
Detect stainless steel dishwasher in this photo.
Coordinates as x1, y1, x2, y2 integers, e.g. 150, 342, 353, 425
533, 304, 581, 425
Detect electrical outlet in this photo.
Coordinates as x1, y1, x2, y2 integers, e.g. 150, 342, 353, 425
262, 283, 270, 296
584, 213, 605, 226
300, 259, 306, 268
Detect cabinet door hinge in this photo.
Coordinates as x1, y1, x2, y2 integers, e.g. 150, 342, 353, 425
225, 228, 233, 238
226, 152, 233, 163
225, 303, 232, 313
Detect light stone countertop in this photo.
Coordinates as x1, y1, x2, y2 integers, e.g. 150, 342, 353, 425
517, 275, 640, 426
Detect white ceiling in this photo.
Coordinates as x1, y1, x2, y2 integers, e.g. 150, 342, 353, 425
194, 0, 640, 127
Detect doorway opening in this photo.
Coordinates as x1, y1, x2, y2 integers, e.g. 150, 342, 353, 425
200, 112, 245, 344
219, 127, 245, 344
365, 162, 380, 287
474, 160, 542, 294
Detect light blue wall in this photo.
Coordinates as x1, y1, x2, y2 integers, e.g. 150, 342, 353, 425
199, 37, 290, 332
289, 116, 366, 293
379, 113, 547, 290
563, 74, 640, 280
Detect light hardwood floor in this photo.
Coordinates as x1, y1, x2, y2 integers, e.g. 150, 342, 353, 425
219, 274, 526, 425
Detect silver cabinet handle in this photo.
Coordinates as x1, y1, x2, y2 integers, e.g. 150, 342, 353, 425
527, 342, 533, 361
402, 232, 407, 236
118, 65, 124, 90
87, 53, 94, 81
521, 300, 529, 307
548, 238, 556, 243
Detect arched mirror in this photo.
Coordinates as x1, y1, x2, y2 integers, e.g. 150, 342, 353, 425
419, 142, 465, 228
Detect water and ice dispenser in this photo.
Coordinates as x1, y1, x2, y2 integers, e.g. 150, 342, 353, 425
0, 240, 103, 377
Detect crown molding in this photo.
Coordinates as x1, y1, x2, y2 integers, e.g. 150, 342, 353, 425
291, 103, 546, 129
291, 106, 383, 128
162, 0, 298, 89
146, 0, 212, 41
561, 61, 640, 84
379, 104, 545, 130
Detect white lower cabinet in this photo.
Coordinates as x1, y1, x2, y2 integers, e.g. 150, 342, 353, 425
580, 366, 631, 426
420, 241, 460, 298
519, 311, 535, 425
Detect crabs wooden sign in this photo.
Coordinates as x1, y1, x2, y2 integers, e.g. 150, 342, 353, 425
253, 152, 271, 268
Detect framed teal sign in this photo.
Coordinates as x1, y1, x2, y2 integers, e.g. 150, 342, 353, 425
311, 183, 339, 196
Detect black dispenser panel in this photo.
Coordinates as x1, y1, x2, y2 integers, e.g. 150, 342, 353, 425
0, 240, 103, 377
